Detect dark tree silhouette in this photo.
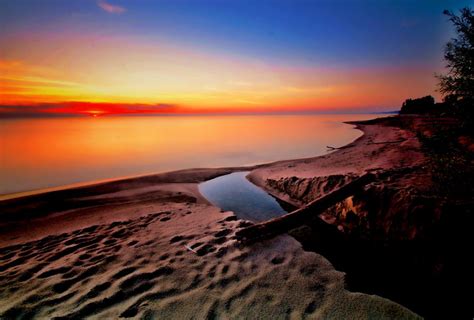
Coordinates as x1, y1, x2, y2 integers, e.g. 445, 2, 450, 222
437, 7, 474, 123
400, 95, 435, 114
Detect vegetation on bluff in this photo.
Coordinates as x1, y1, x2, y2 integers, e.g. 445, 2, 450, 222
401, 7, 473, 130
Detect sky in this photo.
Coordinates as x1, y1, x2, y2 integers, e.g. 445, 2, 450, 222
0, 0, 471, 116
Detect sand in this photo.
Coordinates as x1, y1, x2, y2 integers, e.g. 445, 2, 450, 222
247, 117, 426, 207
0, 119, 421, 319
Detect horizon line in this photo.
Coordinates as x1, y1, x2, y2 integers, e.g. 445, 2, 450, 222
0, 109, 399, 119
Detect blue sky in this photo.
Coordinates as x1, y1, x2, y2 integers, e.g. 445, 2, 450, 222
2, 0, 470, 66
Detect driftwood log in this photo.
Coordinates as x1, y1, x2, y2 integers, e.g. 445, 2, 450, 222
367, 139, 406, 145
235, 172, 376, 243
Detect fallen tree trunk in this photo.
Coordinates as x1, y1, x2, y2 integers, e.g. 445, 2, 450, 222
367, 139, 406, 145
235, 172, 376, 243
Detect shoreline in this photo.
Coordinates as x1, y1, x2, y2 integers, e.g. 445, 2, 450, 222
0, 117, 366, 202
0, 119, 370, 247
0, 116, 426, 319
247, 116, 424, 208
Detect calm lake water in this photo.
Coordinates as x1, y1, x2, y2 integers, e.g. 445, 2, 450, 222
199, 171, 287, 222
0, 114, 376, 195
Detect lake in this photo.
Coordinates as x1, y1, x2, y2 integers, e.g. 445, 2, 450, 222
0, 114, 376, 196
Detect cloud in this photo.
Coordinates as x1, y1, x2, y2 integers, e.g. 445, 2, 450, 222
0, 102, 179, 118
0, 60, 23, 70
97, 0, 126, 14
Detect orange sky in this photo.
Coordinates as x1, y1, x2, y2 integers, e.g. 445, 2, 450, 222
0, 21, 443, 116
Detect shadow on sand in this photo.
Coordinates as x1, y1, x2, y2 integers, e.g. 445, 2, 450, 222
289, 201, 474, 320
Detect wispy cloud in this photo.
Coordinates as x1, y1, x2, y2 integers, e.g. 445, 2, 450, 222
0, 75, 83, 88
0, 102, 178, 118
97, 0, 126, 14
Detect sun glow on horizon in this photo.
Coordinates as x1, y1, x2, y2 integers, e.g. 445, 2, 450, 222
87, 110, 105, 117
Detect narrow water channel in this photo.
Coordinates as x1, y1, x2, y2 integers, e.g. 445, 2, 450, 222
198, 171, 287, 222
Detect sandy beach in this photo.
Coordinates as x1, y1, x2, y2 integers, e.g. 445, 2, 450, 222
0, 116, 436, 319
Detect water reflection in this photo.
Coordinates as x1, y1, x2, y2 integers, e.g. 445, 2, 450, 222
199, 171, 287, 222
0, 114, 371, 194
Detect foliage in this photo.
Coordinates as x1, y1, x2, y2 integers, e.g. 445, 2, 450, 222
437, 8, 474, 128
437, 8, 474, 99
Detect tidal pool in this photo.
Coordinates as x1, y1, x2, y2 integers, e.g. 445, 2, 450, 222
199, 171, 287, 222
